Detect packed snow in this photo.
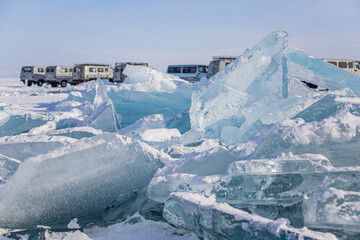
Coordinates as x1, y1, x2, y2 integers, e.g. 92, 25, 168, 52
1, 30, 360, 239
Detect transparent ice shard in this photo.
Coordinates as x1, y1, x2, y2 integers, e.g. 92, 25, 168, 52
163, 192, 336, 240
0, 113, 54, 137
303, 188, 360, 233
83, 79, 121, 132
288, 48, 360, 95
0, 133, 165, 228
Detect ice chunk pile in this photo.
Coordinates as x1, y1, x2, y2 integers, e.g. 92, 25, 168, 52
2, 29, 360, 239
190, 30, 360, 144
107, 66, 194, 129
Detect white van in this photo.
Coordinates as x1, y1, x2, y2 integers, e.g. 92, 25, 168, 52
166, 65, 208, 82
207, 56, 237, 79
323, 59, 360, 77
20, 66, 46, 86
45, 66, 73, 87
113, 62, 149, 83
72, 64, 113, 84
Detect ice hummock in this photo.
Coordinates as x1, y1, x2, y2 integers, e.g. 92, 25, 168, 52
190, 30, 360, 144
190, 30, 320, 144
163, 192, 336, 240
107, 66, 194, 129
0, 133, 166, 228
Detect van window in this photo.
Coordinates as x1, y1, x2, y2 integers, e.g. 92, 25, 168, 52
46, 69, 50, 73
89, 68, 96, 72
69, 68, 73, 72
348, 62, 353, 68
328, 61, 337, 66
23, 68, 32, 72
183, 67, 197, 73
38, 68, 44, 73
60, 68, 68, 73
338, 62, 347, 68
168, 67, 181, 73
51, 68, 54, 72
98, 68, 104, 72
105, 68, 108, 72
356, 62, 360, 69
199, 66, 208, 73
115, 67, 120, 72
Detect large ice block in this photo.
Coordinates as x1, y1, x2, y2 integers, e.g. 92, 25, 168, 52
0, 133, 166, 228
148, 156, 360, 205
163, 192, 336, 240
190, 30, 322, 144
303, 188, 360, 232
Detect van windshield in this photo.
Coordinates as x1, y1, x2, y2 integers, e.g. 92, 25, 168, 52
22, 67, 32, 72
355, 61, 360, 69
199, 66, 208, 73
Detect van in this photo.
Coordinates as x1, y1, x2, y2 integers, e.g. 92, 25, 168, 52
20, 66, 46, 86
45, 66, 73, 87
323, 59, 360, 77
166, 65, 208, 82
113, 62, 149, 83
207, 56, 237, 79
72, 63, 113, 84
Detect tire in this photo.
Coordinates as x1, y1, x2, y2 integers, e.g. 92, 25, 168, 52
27, 81, 32, 87
37, 80, 44, 87
60, 81, 67, 88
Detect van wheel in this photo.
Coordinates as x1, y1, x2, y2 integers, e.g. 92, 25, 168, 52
27, 81, 32, 87
60, 81, 67, 88
37, 80, 44, 87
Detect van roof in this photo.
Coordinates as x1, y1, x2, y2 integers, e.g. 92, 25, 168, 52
74, 63, 111, 67
167, 65, 208, 67
212, 56, 237, 60
323, 58, 359, 62
46, 66, 73, 68
115, 62, 148, 66
22, 66, 45, 68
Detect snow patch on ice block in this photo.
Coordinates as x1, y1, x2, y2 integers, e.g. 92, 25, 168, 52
138, 128, 181, 149
163, 192, 336, 240
251, 108, 360, 167
117, 114, 165, 138
0, 133, 165, 228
